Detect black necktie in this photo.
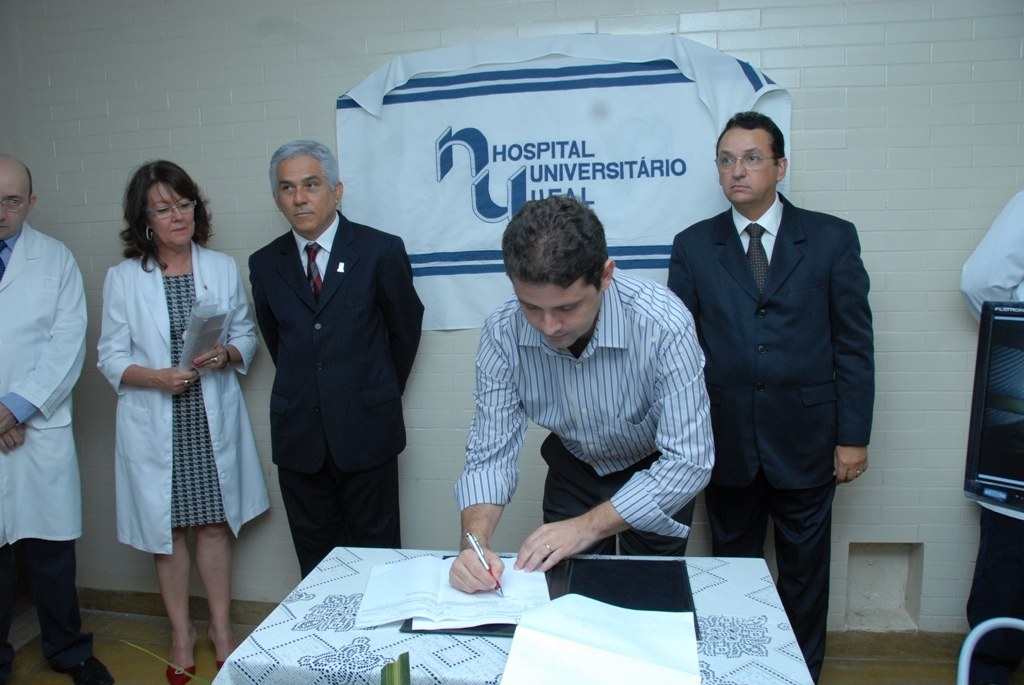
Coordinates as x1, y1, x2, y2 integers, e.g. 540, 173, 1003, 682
0, 239, 7, 283
305, 243, 322, 299
746, 223, 769, 292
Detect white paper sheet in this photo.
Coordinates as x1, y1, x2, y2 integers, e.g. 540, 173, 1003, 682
501, 594, 700, 685
178, 300, 227, 371
355, 556, 550, 629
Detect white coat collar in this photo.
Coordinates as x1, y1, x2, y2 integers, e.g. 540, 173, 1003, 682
0, 223, 40, 294
136, 242, 217, 347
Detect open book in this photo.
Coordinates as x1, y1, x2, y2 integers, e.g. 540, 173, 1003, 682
354, 555, 550, 631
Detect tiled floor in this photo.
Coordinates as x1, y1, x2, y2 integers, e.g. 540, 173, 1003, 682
6, 610, 257, 685
821, 630, 1024, 684
7, 609, 1024, 684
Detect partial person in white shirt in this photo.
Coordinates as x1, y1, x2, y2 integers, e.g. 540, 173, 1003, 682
0, 154, 114, 685
449, 195, 714, 595
960, 188, 1024, 685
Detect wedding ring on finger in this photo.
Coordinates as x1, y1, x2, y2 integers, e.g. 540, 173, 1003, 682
183, 379, 190, 386
212, 356, 219, 365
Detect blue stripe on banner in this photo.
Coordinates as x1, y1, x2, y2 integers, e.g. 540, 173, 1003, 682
609, 245, 672, 257
410, 249, 503, 264
410, 246, 671, 277
393, 59, 684, 91
338, 72, 693, 109
412, 257, 670, 277
414, 263, 505, 277
409, 245, 669, 264
737, 60, 764, 92
616, 257, 671, 269
338, 60, 693, 110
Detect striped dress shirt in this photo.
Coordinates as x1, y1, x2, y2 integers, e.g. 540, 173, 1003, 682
454, 270, 715, 538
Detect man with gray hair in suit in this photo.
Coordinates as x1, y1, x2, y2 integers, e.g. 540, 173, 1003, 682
249, 140, 423, 578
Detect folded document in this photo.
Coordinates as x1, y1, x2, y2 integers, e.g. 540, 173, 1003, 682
502, 594, 700, 685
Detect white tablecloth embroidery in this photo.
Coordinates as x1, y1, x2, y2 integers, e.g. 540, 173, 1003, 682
214, 548, 813, 685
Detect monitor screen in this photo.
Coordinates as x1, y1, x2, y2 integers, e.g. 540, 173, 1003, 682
965, 301, 1024, 513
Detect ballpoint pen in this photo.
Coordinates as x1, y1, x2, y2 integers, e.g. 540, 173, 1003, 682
465, 532, 504, 597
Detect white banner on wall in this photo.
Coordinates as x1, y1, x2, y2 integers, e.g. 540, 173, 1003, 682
337, 34, 790, 330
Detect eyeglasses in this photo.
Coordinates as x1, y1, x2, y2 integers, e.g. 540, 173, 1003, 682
715, 154, 778, 171
0, 197, 28, 213
146, 199, 196, 219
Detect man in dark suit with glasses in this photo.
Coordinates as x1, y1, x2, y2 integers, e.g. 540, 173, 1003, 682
668, 112, 875, 683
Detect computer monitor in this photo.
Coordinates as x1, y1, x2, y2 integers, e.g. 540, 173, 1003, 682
964, 301, 1024, 513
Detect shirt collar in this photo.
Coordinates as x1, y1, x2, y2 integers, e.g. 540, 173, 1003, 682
518, 273, 629, 355
731, 193, 783, 237
0, 227, 23, 250
291, 212, 340, 254
595, 276, 629, 351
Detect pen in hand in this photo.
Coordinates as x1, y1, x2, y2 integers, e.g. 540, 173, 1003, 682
465, 532, 504, 597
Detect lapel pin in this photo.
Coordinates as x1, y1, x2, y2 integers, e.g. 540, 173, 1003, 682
337, 262, 345, 273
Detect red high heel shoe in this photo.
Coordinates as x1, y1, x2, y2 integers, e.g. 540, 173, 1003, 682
166, 664, 197, 684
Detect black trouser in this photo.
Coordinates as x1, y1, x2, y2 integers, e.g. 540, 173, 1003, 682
705, 470, 836, 684
539, 433, 695, 556
278, 456, 401, 578
0, 539, 94, 681
967, 506, 1024, 685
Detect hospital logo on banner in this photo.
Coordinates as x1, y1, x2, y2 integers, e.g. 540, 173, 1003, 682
436, 127, 688, 222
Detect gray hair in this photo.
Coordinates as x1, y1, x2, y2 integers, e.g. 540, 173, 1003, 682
269, 140, 340, 193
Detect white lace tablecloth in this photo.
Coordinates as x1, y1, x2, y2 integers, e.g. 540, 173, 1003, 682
214, 548, 813, 685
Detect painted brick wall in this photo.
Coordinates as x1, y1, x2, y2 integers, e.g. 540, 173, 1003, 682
0, 0, 1021, 633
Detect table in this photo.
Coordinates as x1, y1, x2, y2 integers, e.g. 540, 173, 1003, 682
215, 547, 813, 685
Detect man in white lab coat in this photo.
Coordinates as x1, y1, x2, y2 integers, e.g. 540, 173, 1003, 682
0, 154, 114, 685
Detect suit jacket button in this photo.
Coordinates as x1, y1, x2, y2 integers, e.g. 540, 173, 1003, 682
314, 322, 323, 330
756, 382, 765, 391
756, 308, 766, 317
314, 404, 321, 413
757, 344, 767, 353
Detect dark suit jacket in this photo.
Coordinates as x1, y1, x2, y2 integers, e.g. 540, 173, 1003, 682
249, 211, 424, 474
668, 195, 874, 489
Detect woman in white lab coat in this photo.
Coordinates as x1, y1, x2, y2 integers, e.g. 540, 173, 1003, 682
97, 161, 269, 684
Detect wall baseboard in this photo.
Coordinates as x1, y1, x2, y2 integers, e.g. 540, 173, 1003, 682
78, 588, 276, 627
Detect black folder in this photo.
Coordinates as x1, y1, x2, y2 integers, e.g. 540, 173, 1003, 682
546, 556, 696, 613
401, 556, 697, 638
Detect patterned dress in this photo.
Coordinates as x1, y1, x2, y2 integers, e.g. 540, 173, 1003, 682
164, 273, 226, 528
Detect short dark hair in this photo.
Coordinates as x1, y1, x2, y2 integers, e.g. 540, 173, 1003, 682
121, 161, 211, 271
717, 111, 786, 160
502, 195, 607, 289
